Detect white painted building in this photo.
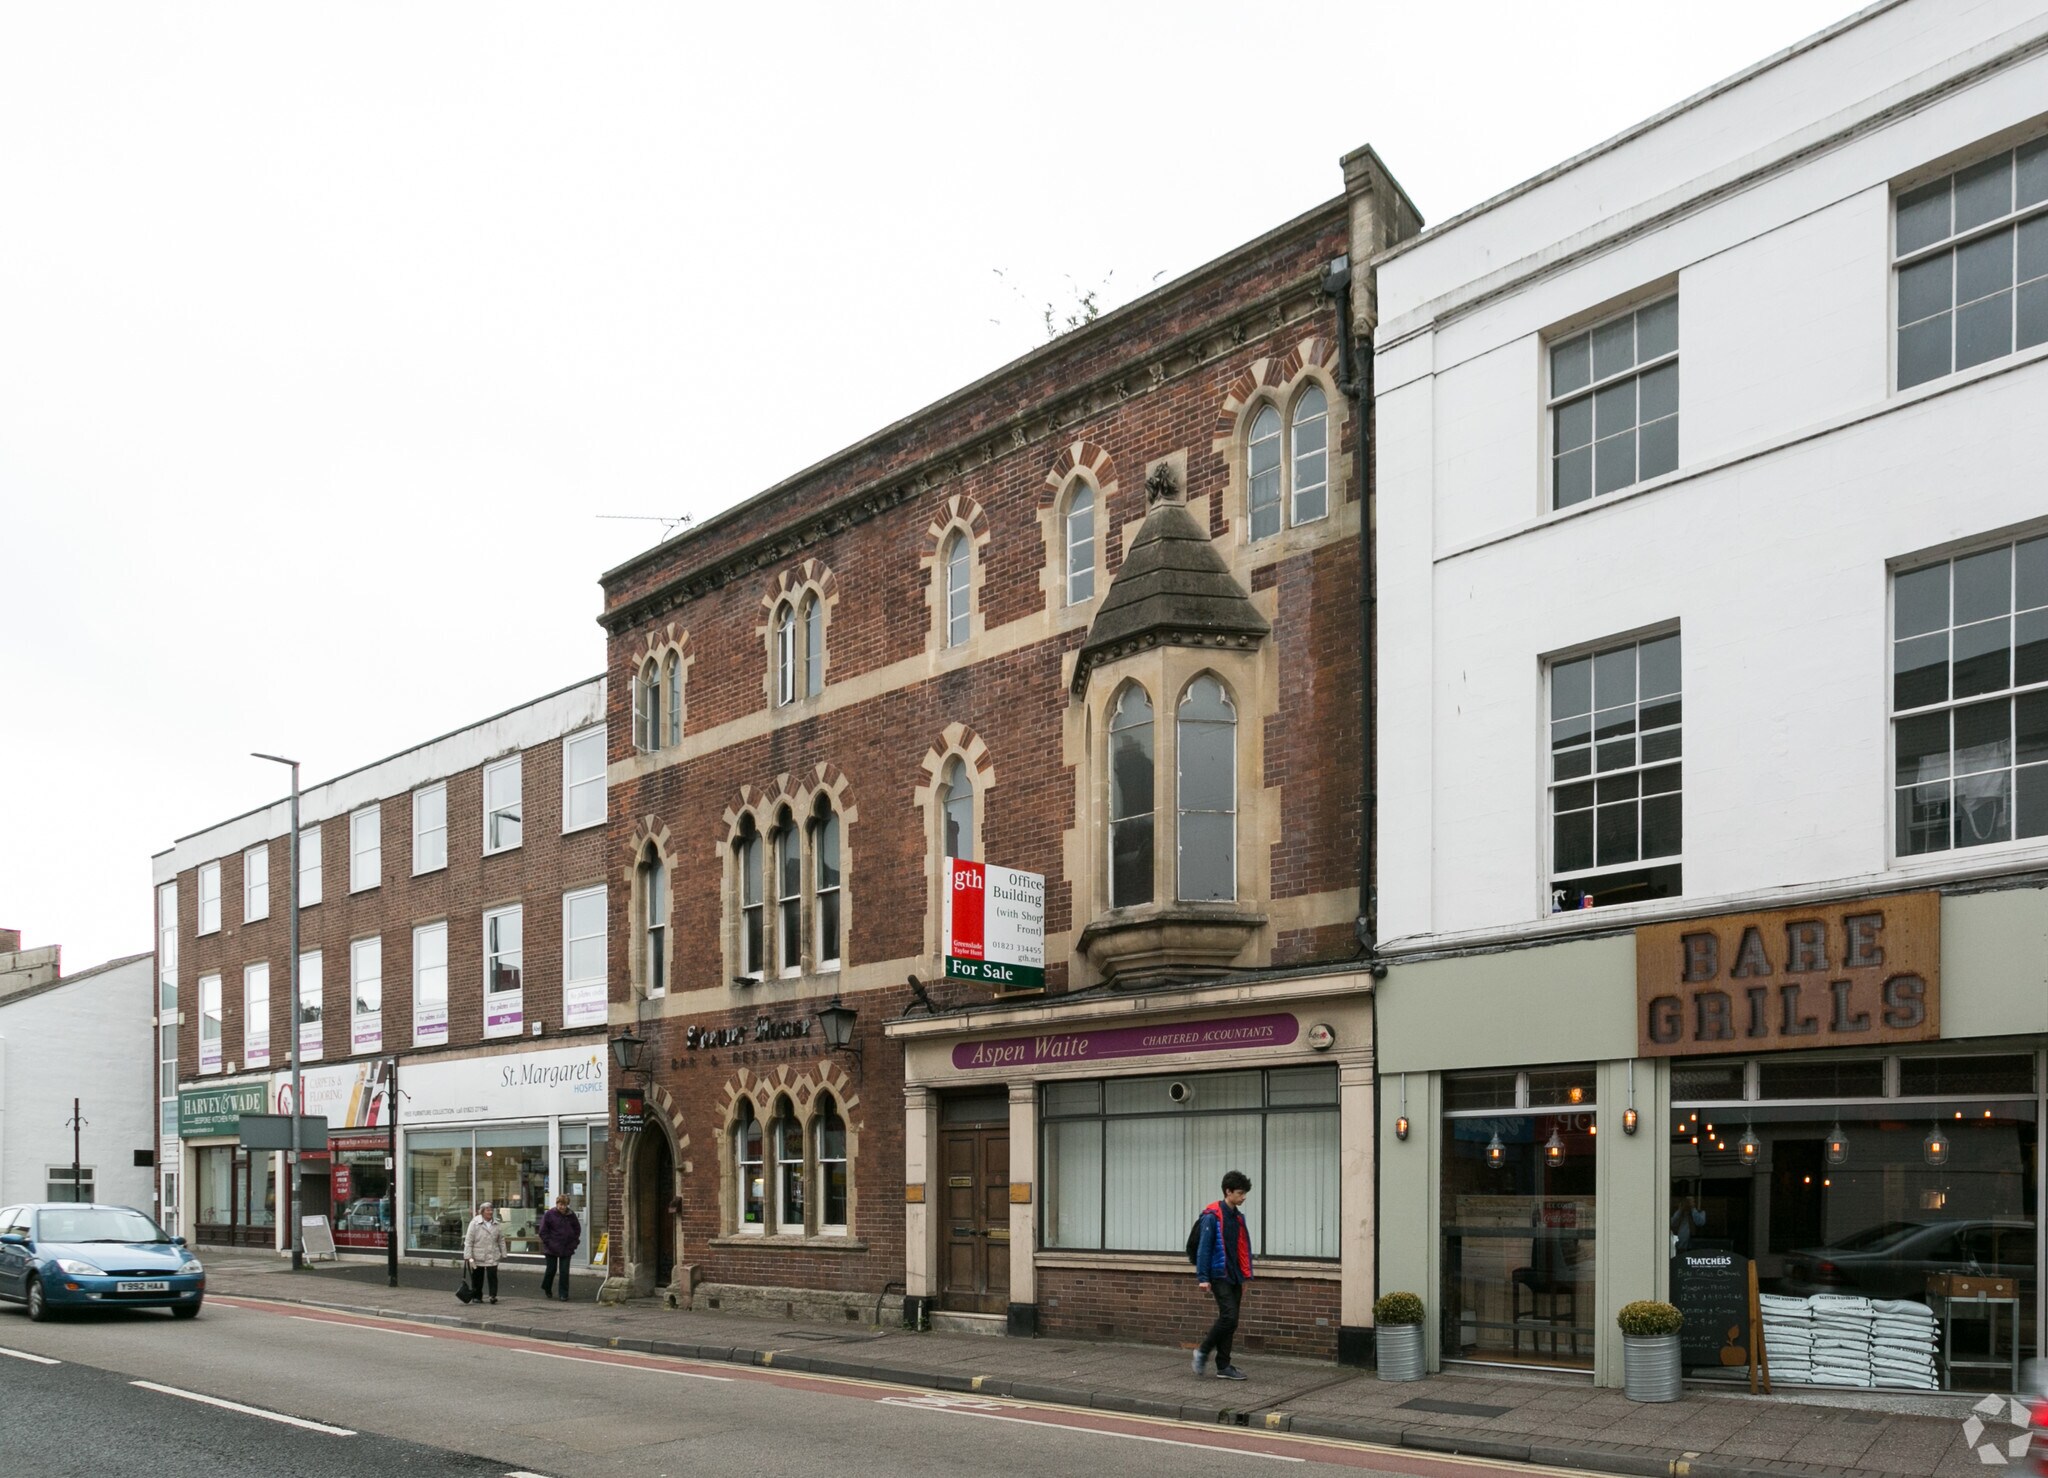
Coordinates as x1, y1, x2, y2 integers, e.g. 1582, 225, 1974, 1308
0, 951, 156, 1211
1371, 0, 2048, 1392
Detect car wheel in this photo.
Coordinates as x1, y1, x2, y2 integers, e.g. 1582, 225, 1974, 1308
25, 1277, 50, 1322
172, 1301, 201, 1320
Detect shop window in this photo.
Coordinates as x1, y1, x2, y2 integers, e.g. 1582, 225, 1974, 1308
812, 796, 842, 971
1890, 532, 2048, 856
774, 809, 801, 977
1898, 1054, 2037, 1097
735, 1103, 766, 1232
1440, 1066, 1599, 1371
773, 1097, 804, 1231
1548, 630, 1683, 909
736, 817, 765, 981
405, 1128, 474, 1252
1669, 1061, 1745, 1103
1040, 1066, 1337, 1258
1756, 1058, 1884, 1101
816, 1095, 848, 1234
1176, 675, 1237, 902
1107, 683, 1156, 908
401, 1125, 551, 1258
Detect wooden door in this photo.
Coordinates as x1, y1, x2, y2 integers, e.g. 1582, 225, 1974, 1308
939, 1125, 1009, 1314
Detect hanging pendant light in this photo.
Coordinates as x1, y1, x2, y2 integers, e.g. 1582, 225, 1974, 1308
1923, 1122, 1950, 1166
1543, 1127, 1566, 1166
1485, 1131, 1506, 1169
1825, 1122, 1849, 1166
1737, 1123, 1762, 1167
1394, 1074, 1410, 1142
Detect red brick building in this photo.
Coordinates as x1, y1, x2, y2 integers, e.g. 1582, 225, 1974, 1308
153, 679, 612, 1271
598, 146, 1416, 1361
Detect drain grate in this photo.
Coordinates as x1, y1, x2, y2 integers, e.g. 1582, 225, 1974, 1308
1398, 1397, 1513, 1418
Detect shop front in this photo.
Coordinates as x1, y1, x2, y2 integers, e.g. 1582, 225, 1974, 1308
175, 1079, 277, 1250
1380, 887, 2046, 1393
399, 1043, 608, 1262
890, 974, 1376, 1362
274, 1060, 395, 1251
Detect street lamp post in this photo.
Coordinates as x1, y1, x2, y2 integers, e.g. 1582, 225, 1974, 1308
253, 751, 304, 1272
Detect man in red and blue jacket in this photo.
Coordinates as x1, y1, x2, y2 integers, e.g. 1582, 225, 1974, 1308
1192, 1169, 1254, 1381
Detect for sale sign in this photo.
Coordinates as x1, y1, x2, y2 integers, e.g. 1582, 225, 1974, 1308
943, 859, 1046, 991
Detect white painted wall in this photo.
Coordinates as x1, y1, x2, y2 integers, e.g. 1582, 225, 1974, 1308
0, 956, 156, 1210
1374, 0, 2048, 948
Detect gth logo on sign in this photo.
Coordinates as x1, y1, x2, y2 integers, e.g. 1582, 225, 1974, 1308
1959, 1394, 2034, 1465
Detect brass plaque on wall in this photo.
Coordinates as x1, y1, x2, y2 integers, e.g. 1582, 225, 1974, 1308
904, 1184, 926, 1204
1636, 892, 1939, 1057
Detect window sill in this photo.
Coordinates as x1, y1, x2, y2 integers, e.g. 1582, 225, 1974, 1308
482, 846, 522, 859
708, 1234, 867, 1253
561, 819, 607, 836
412, 865, 446, 878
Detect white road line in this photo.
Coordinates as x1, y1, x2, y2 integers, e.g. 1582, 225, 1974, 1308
877, 1399, 1302, 1461
289, 1315, 430, 1338
514, 1348, 732, 1381
130, 1380, 356, 1436
0, 1345, 60, 1365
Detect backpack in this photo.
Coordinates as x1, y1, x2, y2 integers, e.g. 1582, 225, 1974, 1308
1185, 1205, 1211, 1267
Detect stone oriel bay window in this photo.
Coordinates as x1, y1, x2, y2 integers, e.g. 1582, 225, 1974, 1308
713, 1064, 861, 1244
1067, 478, 1274, 985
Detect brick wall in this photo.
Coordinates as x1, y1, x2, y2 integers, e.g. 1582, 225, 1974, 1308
1037, 1266, 1340, 1360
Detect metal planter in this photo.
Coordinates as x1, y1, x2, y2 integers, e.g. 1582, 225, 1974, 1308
1623, 1332, 1683, 1402
1376, 1321, 1425, 1382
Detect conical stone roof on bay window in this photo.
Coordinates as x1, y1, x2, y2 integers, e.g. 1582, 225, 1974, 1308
1070, 469, 1270, 696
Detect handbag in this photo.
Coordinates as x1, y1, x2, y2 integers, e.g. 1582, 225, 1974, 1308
456, 1261, 476, 1304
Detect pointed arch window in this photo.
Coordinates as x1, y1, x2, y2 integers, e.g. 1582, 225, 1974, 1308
1064, 482, 1096, 604
640, 851, 668, 997
813, 796, 842, 970
735, 1103, 765, 1232
736, 817, 765, 980
1108, 684, 1156, 908
774, 604, 796, 706
1177, 675, 1238, 902
636, 659, 661, 752
664, 653, 682, 746
944, 530, 971, 646
773, 1096, 805, 1231
1246, 385, 1334, 541
773, 809, 802, 977
942, 758, 974, 861
816, 1094, 848, 1234
802, 595, 823, 696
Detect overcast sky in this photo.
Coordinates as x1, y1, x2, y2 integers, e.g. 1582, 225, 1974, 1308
1, 1, 1856, 970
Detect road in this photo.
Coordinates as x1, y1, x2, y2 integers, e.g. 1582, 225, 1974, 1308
0, 1296, 1604, 1478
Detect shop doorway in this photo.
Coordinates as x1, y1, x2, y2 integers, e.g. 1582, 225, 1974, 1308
939, 1094, 1010, 1315
632, 1127, 675, 1289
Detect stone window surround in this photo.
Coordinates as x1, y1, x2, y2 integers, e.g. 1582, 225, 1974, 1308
920, 494, 990, 656
714, 1062, 862, 1242
1037, 441, 1118, 621
912, 724, 997, 967
757, 559, 838, 713
718, 767, 858, 994
1211, 338, 1348, 555
623, 819, 676, 1002
628, 623, 693, 758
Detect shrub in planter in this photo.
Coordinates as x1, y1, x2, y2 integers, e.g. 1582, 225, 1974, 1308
1374, 1291, 1425, 1382
1617, 1300, 1684, 1402
1616, 1300, 1683, 1337
1374, 1291, 1425, 1326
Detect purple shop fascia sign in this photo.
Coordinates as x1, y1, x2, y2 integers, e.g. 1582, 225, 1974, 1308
951, 1012, 1300, 1071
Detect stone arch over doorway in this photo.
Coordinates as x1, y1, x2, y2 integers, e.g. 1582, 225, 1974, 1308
619, 1092, 688, 1298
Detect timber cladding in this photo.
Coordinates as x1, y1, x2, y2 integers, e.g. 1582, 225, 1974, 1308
1635, 892, 1939, 1057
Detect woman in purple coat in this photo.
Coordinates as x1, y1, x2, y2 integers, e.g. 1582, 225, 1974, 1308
538, 1194, 582, 1302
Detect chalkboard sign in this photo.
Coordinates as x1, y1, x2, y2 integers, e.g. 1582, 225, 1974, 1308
302, 1214, 337, 1262
1671, 1249, 1770, 1391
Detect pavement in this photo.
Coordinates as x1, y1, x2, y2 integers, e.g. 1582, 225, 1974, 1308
198, 1252, 2033, 1478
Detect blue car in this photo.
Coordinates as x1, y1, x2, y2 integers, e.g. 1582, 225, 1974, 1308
0, 1203, 206, 1321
